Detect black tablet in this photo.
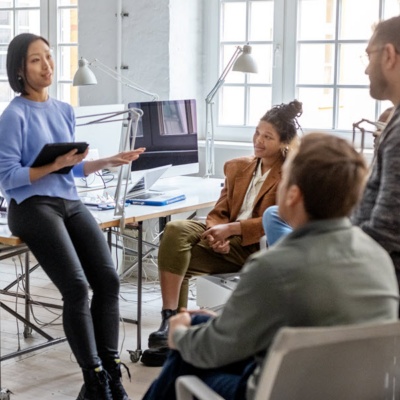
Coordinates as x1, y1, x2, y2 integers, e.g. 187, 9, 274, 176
31, 142, 89, 174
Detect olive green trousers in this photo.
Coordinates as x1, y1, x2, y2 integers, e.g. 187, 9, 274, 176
157, 219, 259, 308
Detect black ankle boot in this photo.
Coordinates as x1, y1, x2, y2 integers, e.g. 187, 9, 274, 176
104, 358, 131, 400
76, 366, 113, 400
148, 309, 177, 348
141, 346, 170, 367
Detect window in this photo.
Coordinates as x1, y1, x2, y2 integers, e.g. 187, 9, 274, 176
296, 0, 397, 132
207, 0, 400, 147
54, 0, 78, 105
0, 0, 78, 112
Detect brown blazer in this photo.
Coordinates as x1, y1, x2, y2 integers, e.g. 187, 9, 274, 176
206, 155, 284, 246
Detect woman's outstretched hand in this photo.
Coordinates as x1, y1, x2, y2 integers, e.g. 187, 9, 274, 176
83, 147, 146, 175
103, 147, 146, 168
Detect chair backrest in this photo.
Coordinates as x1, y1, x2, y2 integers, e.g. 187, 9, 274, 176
255, 321, 400, 400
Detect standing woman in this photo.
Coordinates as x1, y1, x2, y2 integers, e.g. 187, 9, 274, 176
0, 33, 144, 400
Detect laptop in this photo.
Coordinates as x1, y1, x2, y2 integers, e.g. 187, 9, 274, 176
80, 164, 173, 208
125, 164, 172, 199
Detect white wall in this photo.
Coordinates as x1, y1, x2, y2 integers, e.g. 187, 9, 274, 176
77, 0, 244, 179
78, 0, 203, 106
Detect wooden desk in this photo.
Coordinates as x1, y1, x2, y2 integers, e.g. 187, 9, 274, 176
0, 225, 22, 246
0, 176, 223, 362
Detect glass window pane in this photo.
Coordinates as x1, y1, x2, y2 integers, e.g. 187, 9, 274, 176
338, 43, 369, 85
221, 2, 246, 42
384, 0, 400, 18
59, 82, 78, 106
0, 11, 12, 44
58, 0, 78, 5
16, 0, 40, 6
59, 8, 78, 43
248, 44, 272, 84
297, 44, 334, 85
223, 44, 245, 84
297, 87, 334, 129
337, 88, 375, 130
298, 0, 336, 40
249, 1, 273, 41
0, 46, 7, 77
0, 81, 13, 112
58, 45, 77, 80
339, 0, 379, 40
219, 86, 245, 125
15, 9, 40, 35
0, 1, 13, 7
248, 86, 272, 126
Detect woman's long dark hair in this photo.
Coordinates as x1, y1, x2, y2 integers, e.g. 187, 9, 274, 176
6, 33, 50, 95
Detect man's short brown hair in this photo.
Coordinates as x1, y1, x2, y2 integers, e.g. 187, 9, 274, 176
372, 15, 400, 51
287, 132, 368, 220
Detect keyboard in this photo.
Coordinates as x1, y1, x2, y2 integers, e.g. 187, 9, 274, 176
79, 195, 116, 209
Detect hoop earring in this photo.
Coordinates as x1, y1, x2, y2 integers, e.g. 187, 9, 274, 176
281, 146, 289, 158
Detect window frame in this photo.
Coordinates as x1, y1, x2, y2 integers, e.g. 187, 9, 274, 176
205, 0, 396, 149
0, 0, 78, 104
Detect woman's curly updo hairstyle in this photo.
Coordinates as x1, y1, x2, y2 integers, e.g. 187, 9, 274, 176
260, 99, 303, 145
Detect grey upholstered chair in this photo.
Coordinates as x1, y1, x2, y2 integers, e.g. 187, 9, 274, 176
176, 321, 400, 400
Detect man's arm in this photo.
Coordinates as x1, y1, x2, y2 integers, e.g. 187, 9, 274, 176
355, 133, 400, 255
172, 254, 289, 368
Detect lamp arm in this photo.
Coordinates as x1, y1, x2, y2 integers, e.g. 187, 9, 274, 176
90, 59, 159, 101
205, 79, 225, 104
114, 107, 143, 217
75, 108, 144, 127
203, 46, 243, 177
205, 46, 242, 104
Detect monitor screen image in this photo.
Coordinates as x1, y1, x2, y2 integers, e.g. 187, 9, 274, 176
128, 99, 199, 177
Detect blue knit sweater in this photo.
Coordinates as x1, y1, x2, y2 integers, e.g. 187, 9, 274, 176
0, 96, 86, 204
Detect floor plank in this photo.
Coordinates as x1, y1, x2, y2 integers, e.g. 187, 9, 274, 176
0, 255, 197, 399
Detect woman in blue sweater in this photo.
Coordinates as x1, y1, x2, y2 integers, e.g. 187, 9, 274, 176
0, 33, 144, 400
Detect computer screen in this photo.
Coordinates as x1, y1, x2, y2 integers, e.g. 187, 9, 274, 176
128, 99, 199, 178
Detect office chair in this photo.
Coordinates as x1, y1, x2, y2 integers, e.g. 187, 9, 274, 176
176, 320, 400, 400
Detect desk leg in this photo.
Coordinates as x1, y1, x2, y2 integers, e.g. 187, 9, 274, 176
23, 252, 32, 338
158, 216, 168, 234
107, 229, 112, 251
137, 221, 143, 352
127, 221, 143, 363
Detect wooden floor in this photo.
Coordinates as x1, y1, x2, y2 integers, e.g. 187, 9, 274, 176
0, 252, 197, 399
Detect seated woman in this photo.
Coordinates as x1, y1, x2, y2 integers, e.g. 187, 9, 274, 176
142, 100, 303, 365
262, 106, 396, 248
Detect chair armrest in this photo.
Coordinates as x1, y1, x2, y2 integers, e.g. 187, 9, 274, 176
175, 376, 225, 400
259, 234, 267, 250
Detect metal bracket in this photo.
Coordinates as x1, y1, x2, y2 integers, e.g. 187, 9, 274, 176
0, 389, 12, 399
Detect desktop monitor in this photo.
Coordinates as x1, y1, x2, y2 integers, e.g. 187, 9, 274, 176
128, 99, 199, 178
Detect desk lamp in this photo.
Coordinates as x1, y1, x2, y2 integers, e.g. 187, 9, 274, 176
73, 58, 159, 101
75, 107, 143, 217
205, 44, 258, 177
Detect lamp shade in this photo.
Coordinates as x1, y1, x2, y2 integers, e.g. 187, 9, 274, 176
232, 45, 258, 73
73, 58, 97, 86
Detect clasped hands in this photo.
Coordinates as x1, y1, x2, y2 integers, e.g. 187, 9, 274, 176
202, 224, 231, 254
